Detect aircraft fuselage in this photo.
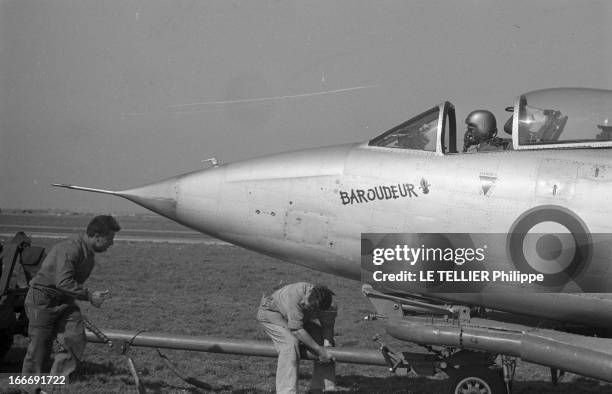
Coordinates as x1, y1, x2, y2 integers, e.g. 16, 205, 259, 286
111, 143, 612, 327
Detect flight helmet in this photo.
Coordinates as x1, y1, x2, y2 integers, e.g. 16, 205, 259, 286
465, 110, 497, 143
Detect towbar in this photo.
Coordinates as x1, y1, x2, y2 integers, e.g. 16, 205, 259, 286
86, 328, 396, 366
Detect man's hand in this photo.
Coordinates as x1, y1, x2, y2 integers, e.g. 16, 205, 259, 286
292, 328, 336, 364
90, 290, 110, 308
317, 347, 335, 364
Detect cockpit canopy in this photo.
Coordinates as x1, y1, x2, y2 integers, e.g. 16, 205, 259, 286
368, 102, 456, 155
366, 87, 612, 154
514, 88, 612, 150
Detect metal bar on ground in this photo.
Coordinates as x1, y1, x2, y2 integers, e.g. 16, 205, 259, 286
86, 328, 396, 366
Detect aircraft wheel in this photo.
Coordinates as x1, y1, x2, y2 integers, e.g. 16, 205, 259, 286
447, 366, 507, 394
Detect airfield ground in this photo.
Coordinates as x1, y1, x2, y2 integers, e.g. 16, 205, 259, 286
0, 212, 610, 393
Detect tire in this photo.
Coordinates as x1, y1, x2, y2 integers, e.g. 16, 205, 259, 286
447, 366, 507, 394
0, 301, 16, 363
0, 328, 14, 362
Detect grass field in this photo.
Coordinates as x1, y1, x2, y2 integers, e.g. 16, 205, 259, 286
1, 213, 610, 393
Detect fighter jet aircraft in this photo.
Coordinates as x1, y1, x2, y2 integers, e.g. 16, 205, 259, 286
55, 87, 612, 393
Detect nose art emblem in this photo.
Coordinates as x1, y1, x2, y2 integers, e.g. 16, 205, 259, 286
419, 178, 430, 194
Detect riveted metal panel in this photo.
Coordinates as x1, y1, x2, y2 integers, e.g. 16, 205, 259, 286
284, 210, 329, 246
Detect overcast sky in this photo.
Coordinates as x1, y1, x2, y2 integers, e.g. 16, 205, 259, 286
1, 0, 611, 213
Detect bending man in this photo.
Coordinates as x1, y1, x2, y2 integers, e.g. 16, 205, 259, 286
22, 215, 120, 378
257, 282, 337, 394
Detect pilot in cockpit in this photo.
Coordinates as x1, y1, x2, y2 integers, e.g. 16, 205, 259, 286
463, 110, 511, 152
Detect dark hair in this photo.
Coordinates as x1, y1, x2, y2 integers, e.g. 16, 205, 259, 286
308, 285, 335, 311
86, 215, 121, 237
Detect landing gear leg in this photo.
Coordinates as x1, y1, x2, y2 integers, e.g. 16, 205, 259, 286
501, 355, 516, 393
550, 367, 564, 386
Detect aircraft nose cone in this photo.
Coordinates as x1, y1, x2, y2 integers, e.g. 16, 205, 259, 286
117, 176, 181, 221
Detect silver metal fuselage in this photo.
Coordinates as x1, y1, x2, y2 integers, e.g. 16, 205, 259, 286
116, 142, 612, 326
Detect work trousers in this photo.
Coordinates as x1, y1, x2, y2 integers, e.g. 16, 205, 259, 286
257, 306, 336, 394
22, 286, 86, 377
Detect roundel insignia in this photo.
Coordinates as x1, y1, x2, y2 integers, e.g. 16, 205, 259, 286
507, 205, 592, 287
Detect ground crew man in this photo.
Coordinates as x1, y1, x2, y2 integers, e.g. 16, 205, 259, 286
257, 282, 338, 394
21, 215, 120, 381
